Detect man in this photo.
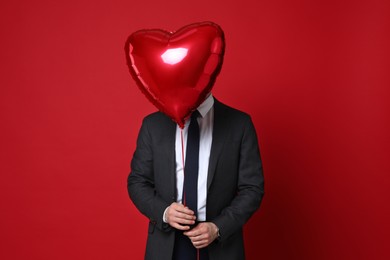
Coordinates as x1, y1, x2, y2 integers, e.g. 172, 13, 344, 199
128, 93, 264, 260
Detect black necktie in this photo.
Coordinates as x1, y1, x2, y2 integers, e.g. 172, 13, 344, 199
183, 110, 200, 218
173, 110, 209, 260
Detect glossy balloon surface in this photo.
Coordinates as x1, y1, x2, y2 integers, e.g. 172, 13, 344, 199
125, 21, 225, 128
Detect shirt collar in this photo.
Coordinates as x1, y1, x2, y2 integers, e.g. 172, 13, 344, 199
197, 94, 214, 118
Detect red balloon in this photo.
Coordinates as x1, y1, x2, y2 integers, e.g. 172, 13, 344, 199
125, 21, 225, 128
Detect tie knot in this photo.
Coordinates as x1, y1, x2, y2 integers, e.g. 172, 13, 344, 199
191, 110, 201, 120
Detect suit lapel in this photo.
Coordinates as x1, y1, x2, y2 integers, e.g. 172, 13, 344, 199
159, 114, 177, 199
207, 99, 228, 189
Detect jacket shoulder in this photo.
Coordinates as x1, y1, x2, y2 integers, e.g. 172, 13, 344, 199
214, 99, 252, 123
142, 111, 174, 125
139, 111, 177, 139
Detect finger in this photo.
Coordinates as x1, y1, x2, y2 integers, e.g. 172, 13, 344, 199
194, 243, 207, 249
167, 211, 195, 225
191, 234, 204, 242
171, 222, 191, 231
174, 211, 196, 220
190, 231, 210, 243
183, 225, 202, 237
177, 206, 195, 216
183, 229, 200, 237
192, 239, 208, 249
173, 215, 195, 226
170, 210, 196, 221
169, 204, 195, 218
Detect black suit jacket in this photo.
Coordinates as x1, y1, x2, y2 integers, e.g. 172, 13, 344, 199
128, 99, 264, 260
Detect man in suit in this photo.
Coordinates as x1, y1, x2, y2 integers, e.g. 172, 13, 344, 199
128, 94, 264, 260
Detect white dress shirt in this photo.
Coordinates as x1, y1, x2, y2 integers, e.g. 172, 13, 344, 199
174, 94, 214, 221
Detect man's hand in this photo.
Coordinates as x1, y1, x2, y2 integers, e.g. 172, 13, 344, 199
165, 202, 196, 230
183, 222, 219, 249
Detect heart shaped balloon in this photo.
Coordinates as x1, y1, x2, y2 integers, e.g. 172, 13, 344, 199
125, 21, 225, 128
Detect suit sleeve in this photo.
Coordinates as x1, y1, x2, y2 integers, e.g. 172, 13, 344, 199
127, 118, 170, 232
212, 116, 264, 241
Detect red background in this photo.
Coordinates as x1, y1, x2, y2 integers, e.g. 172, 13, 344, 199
1, 0, 389, 259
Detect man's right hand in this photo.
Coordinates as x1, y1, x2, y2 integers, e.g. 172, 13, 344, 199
165, 202, 196, 230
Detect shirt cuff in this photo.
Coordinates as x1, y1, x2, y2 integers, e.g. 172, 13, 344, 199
162, 206, 169, 223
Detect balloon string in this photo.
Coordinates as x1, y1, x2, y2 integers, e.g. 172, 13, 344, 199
181, 128, 186, 206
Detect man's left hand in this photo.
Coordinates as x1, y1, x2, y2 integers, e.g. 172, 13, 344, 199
183, 222, 219, 249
